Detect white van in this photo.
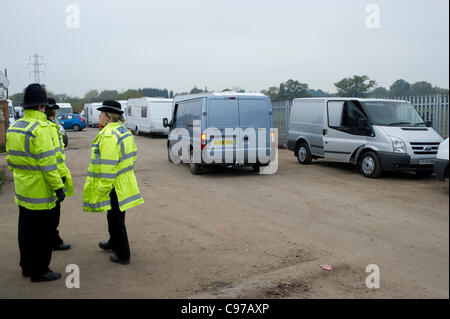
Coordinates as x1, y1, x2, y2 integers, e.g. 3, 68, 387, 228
287, 98, 444, 178
126, 97, 173, 135
14, 106, 24, 119
84, 102, 102, 127
434, 138, 449, 181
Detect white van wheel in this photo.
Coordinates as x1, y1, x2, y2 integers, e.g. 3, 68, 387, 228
167, 143, 174, 163
135, 127, 139, 135
359, 152, 382, 178
297, 143, 312, 164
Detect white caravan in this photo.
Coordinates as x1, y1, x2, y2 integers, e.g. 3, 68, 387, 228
118, 100, 128, 126
84, 102, 102, 127
126, 97, 173, 135
56, 103, 73, 115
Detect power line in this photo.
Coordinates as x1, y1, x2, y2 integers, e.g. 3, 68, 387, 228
27, 53, 45, 83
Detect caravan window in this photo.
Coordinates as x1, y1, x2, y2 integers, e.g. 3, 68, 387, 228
141, 107, 147, 118
128, 107, 132, 117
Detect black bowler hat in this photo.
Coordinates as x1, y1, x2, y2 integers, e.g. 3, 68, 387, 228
97, 100, 124, 115
46, 98, 60, 110
23, 83, 49, 108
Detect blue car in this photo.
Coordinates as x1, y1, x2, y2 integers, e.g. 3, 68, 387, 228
57, 113, 86, 131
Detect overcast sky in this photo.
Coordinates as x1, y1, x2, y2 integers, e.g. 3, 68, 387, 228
0, 0, 448, 97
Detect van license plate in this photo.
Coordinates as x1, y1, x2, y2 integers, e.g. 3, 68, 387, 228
213, 139, 234, 146
419, 159, 435, 165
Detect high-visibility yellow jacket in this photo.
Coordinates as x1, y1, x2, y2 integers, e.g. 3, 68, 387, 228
82, 122, 144, 212
6, 110, 64, 210
48, 120, 74, 196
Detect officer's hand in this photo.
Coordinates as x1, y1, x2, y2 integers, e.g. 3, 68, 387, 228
55, 188, 65, 203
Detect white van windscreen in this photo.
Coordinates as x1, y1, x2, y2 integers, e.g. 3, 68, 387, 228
239, 99, 269, 129
207, 99, 239, 128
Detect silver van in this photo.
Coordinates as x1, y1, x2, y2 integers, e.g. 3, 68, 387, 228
287, 98, 444, 178
163, 92, 275, 174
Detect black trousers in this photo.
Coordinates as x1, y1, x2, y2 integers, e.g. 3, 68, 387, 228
50, 200, 63, 247
107, 188, 130, 260
18, 206, 53, 277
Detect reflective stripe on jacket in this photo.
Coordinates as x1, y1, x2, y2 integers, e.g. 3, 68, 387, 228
6, 110, 64, 210
48, 120, 74, 196
82, 122, 144, 212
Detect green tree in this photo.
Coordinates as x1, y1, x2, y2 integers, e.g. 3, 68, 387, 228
10, 92, 24, 106
410, 81, 434, 96
308, 89, 334, 97
190, 86, 204, 94
84, 90, 100, 102
98, 90, 119, 101
335, 75, 376, 98
433, 87, 449, 96
278, 79, 310, 100
369, 87, 390, 98
261, 86, 279, 101
390, 79, 411, 97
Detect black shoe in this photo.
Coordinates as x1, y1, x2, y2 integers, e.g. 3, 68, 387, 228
99, 241, 111, 251
30, 271, 62, 282
53, 243, 71, 251
110, 253, 130, 265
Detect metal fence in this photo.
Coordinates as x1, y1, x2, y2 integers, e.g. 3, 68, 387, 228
272, 95, 449, 148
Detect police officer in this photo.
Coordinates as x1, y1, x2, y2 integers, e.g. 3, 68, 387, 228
46, 98, 74, 250
83, 100, 144, 265
6, 84, 65, 282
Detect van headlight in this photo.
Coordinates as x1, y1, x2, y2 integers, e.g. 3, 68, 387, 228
390, 136, 406, 153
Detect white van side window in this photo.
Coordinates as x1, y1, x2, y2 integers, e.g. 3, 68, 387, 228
328, 101, 345, 127
141, 107, 147, 118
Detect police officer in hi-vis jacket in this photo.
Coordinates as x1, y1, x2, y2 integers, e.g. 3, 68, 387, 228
83, 100, 144, 265
45, 98, 74, 251
6, 84, 65, 282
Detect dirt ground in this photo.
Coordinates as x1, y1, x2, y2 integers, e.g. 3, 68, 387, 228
0, 127, 448, 299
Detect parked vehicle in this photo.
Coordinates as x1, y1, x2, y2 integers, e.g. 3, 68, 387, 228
55, 117, 68, 146
287, 98, 444, 178
14, 106, 23, 119
57, 113, 86, 131
84, 102, 102, 127
126, 97, 172, 135
163, 92, 276, 174
7, 100, 15, 126
434, 138, 449, 181
56, 103, 73, 116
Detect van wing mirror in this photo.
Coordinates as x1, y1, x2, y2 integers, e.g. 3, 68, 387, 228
163, 118, 170, 128
426, 120, 433, 127
358, 118, 370, 130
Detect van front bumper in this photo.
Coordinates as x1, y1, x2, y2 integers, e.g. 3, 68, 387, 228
377, 151, 434, 172
434, 158, 449, 181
